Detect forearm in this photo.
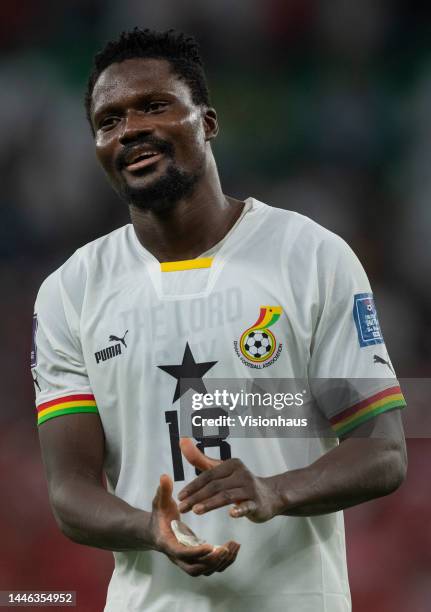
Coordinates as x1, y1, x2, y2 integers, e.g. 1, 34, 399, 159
50, 475, 154, 551
270, 438, 406, 517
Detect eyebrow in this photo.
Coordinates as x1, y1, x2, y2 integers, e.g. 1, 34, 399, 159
93, 101, 123, 123
93, 90, 175, 123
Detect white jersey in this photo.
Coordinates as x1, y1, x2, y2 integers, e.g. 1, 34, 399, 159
31, 198, 405, 612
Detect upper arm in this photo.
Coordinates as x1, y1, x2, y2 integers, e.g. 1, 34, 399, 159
339, 410, 408, 490
32, 265, 104, 496
340, 408, 405, 443
38, 413, 105, 493
341, 409, 407, 467
309, 236, 407, 437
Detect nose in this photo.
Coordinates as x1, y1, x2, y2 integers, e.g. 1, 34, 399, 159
119, 109, 154, 145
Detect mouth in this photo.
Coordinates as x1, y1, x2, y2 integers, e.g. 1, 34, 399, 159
124, 151, 164, 173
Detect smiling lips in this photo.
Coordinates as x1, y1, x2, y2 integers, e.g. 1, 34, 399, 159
124, 150, 164, 172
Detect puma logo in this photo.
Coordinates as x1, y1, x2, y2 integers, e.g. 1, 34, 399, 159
109, 330, 129, 348
373, 354, 394, 374
95, 331, 128, 365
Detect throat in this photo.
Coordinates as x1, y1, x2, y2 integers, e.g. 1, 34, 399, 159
130, 196, 245, 263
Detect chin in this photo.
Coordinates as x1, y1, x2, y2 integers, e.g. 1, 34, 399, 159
119, 166, 202, 212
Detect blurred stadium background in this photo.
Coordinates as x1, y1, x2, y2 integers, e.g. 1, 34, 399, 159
1, 1, 430, 610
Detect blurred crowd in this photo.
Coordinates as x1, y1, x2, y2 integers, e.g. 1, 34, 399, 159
1, 1, 430, 610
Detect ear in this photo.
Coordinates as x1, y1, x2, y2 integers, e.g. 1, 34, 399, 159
202, 107, 219, 141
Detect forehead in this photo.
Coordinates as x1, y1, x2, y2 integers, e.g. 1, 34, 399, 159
91, 57, 193, 116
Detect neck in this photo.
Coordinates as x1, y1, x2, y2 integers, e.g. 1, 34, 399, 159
129, 158, 244, 262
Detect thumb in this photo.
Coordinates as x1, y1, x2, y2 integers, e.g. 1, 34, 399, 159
229, 500, 258, 519
153, 473, 174, 510
179, 438, 221, 472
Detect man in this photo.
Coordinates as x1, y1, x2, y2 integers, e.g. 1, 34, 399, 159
32, 28, 407, 611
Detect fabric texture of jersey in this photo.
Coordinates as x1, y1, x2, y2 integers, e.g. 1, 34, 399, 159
32, 198, 405, 612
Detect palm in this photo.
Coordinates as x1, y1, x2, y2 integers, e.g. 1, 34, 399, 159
151, 473, 240, 577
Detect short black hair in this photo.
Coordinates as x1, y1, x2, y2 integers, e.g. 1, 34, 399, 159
85, 28, 211, 127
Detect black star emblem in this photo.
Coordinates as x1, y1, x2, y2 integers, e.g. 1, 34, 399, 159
157, 342, 217, 403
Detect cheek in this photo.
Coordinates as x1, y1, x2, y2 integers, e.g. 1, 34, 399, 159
174, 113, 206, 161
95, 136, 116, 172
184, 109, 206, 142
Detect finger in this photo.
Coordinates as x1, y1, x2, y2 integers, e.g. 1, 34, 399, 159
178, 460, 236, 502
176, 559, 215, 577
200, 543, 236, 575
229, 500, 258, 518
200, 545, 230, 566
179, 438, 221, 472
198, 541, 240, 575
152, 474, 173, 509
170, 542, 215, 560
211, 541, 240, 573
203, 551, 230, 576
216, 542, 241, 572
187, 488, 249, 515
217, 542, 241, 572
177, 545, 231, 576
158, 474, 174, 509
220, 540, 240, 555
177, 558, 221, 577
209, 540, 239, 560
178, 475, 239, 512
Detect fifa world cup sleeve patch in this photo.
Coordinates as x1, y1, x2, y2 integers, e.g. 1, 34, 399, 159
353, 293, 384, 347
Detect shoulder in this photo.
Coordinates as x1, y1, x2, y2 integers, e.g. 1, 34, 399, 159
76, 224, 131, 260
256, 199, 360, 265
36, 225, 130, 311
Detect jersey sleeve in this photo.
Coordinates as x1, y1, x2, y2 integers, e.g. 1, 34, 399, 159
308, 235, 406, 436
31, 265, 98, 426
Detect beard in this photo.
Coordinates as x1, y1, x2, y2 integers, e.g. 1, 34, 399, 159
119, 163, 203, 214
114, 135, 205, 213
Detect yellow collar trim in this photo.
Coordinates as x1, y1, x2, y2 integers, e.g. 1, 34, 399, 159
160, 257, 213, 272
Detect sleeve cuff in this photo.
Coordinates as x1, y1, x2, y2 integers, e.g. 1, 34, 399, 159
330, 385, 406, 437
36, 393, 98, 426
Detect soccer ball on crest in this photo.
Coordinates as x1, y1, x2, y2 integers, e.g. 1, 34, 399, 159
242, 330, 274, 361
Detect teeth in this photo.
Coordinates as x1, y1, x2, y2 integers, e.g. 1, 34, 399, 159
137, 151, 157, 160
128, 151, 158, 165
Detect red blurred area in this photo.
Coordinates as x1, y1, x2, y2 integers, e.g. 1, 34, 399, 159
0, 419, 112, 611
346, 440, 431, 612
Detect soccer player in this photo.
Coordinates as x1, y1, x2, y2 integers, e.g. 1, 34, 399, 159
31, 29, 407, 611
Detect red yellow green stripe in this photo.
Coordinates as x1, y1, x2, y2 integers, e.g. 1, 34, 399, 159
36, 394, 98, 426
251, 306, 282, 331
331, 385, 406, 436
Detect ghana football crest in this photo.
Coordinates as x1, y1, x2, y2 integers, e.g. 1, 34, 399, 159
234, 306, 283, 368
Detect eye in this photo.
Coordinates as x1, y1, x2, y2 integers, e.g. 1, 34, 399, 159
98, 116, 121, 131
147, 101, 169, 113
